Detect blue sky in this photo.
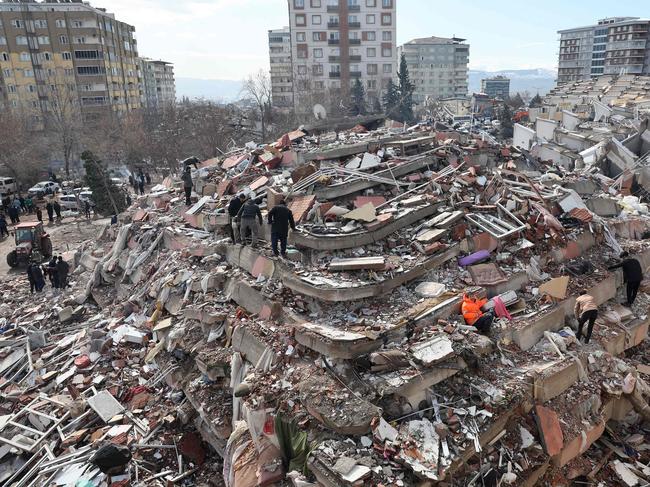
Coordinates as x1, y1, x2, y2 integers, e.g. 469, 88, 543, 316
99, 0, 647, 79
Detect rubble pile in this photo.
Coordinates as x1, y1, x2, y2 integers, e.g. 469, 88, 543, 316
2, 117, 650, 486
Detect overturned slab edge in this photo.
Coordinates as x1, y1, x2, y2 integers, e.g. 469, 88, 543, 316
291, 202, 442, 251
314, 154, 437, 200
282, 245, 461, 302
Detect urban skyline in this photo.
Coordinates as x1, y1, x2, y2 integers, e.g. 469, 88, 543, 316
97, 0, 646, 82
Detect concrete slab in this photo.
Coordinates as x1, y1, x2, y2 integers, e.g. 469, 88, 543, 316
294, 322, 382, 359
535, 405, 564, 456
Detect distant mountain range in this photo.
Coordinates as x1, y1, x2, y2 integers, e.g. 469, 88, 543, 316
176, 78, 243, 102
176, 68, 558, 101
468, 68, 557, 96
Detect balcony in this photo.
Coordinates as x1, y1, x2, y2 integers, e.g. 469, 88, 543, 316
328, 38, 340, 45
329, 71, 341, 78
349, 55, 361, 62
327, 5, 339, 12
348, 38, 361, 45
348, 22, 360, 28
328, 55, 340, 62
350, 71, 362, 78
347, 4, 360, 11
327, 21, 339, 28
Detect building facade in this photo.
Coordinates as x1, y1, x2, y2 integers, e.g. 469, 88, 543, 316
0, 0, 140, 120
268, 27, 293, 109
480, 75, 510, 99
140, 58, 175, 110
557, 17, 650, 84
398, 36, 469, 106
286, 0, 397, 113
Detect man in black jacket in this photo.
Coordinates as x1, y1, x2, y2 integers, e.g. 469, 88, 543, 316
227, 194, 245, 243
267, 199, 295, 257
236, 198, 262, 246
609, 251, 644, 306
181, 167, 193, 206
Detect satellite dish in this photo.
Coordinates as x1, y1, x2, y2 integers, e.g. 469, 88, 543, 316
313, 104, 327, 120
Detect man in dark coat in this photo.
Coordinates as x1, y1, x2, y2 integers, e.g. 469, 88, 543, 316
7, 204, 18, 224
35, 206, 43, 223
236, 197, 262, 246
45, 202, 54, 223
31, 263, 45, 292
227, 194, 245, 243
267, 199, 296, 257
56, 256, 70, 289
609, 251, 644, 306
0, 213, 8, 238
46, 256, 59, 288
53, 200, 62, 222
27, 263, 36, 293
181, 167, 193, 206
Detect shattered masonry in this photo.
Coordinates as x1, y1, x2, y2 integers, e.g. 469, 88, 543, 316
2, 104, 650, 486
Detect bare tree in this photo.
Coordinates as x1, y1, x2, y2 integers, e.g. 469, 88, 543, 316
242, 70, 272, 142
0, 109, 46, 190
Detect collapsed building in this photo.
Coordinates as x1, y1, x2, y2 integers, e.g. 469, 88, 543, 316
1, 117, 650, 486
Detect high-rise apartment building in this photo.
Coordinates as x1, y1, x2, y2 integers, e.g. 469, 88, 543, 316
398, 36, 469, 105
287, 0, 397, 113
480, 75, 510, 99
140, 58, 175, 110
557, 17, 650, 84
268, 27, 294, 109
0, 0, 141, 119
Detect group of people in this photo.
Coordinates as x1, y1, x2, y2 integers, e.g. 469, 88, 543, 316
227, 194, 296, 258
129, 171, 151, 196
461, 251, 645, 345
27, 256, 70, 294
2, 196, 36, 224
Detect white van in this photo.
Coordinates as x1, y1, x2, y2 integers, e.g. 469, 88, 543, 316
59, 194, 80, 211
0, 177, 17, 198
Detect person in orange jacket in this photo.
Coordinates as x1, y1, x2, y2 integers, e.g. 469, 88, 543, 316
462, 292, 494, 333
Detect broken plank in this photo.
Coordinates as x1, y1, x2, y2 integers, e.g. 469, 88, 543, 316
329, 256, 386, 271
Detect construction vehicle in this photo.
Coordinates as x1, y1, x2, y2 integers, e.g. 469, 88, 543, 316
6, 222, 53, 268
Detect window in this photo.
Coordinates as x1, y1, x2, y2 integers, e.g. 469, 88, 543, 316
329, 31, 340, 40
314, 80, 325, 89
42, 52, 52, 61
34, 20, 47, 28
348, 15, 358, 23
1, 53, 8, 61
311, 0, 321, 6
0, 37, 6, 46
72, 20, 84, 28
382, 31, 392, 41
364, 31, 376, 41
8, 85, 16, 93
59, 35, 68, 44
296, 14, 306, 26
297, 65, 307, 75
2, 69, 10, 77
367, 64, 378, 74
367, 79, 377, 89
74, 36, 86, 44
62, 52, 72, 60
313, 64, 323, 75
294, 0, 305, 7
383, 63, 392, 73
367, 47, 376, 57
312, 15, 321, 24
366, 0, 376, 5
330, 64, 340, 73
330, 47, 340, 55
314, 48, 323, 58
55, 19, 66, 28
19, 52, 30, 62
297, 47, 308, 59
381, 13, 391, 25
27, 84, 36, 92
382, 0, 392, 6
329, 15, 339, 25
366, 14, 375, 24
77, 65, 105, 75
12, 20, 25, 28
296, 32, 306, 42
16, 36, 28, 45
75, 50, 101, 59
313, 32, 326, 41
24, 70, 34, 78
382, 46, 392, 57
349, 31, 358, 40
37, 36, 50, 45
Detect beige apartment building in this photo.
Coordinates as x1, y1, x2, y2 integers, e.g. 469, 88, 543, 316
398, 36, 469, 106
140, 57, 175, 110
268, 27, 294, 109
0, 0, 141, 121
286, 0, 397, 113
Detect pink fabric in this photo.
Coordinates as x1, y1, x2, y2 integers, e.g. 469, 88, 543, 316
492, 296, 512, 321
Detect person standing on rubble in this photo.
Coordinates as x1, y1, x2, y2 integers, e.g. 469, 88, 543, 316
462, 292, 494, 334
267, 199, 296, 258
0, 213, 8, 238
574, 290, 598, 344
56, 256, 70, 289
45, 201, 54, 224
609, 251, 644, 306
35, 206, 43, 223
181, 166, 193, 206
236, 197, 263, 247
228, 194, 245, 243
30, 262, 45, 292
46, 256, 59, 289
53, 200, 62, 223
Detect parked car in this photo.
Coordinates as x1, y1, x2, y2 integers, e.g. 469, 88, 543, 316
58, 194, 80, 211
28, 181, 60, 197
